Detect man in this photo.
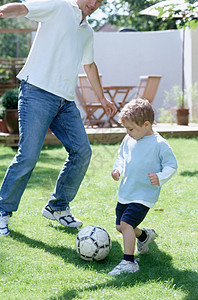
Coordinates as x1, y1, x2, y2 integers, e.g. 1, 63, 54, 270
0, 0, 115, 236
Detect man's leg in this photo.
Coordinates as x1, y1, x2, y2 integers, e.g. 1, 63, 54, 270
0, 82, 60, 235
42, 100, 92, 227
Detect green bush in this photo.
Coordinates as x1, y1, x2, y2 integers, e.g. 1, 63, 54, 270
0, 97, 5, 119
1, 88, 19, 109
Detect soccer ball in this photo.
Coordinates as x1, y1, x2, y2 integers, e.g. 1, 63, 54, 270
75, 225, 112, 261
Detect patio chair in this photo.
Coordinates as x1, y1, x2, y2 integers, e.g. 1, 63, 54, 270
118, 75, 161, 110
134, 76, 148, 99
135, 75, 162, 104
76, 74, 107, 127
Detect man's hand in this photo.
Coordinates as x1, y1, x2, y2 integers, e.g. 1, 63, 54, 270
83, 62, 116, 117
100, 97, 115, 117
0, 3, 28, 18
148, 173, 159, 185
0, 7, 4, 18
112, 169, 120, 181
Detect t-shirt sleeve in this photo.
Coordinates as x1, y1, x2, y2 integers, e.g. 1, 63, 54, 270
156, 140, 178, 185
24, 0, 59, 22
81, 32, 94, 65
160, 143, 178, 170
156, 166, 177, 186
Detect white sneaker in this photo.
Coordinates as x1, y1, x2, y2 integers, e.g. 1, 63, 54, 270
137, 228, 156, 254
42, 204, 82, 228
0, 211, 10, 236
109, 260, 139, 276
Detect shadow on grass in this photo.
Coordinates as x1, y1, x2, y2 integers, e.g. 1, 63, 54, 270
9, 230, 121, 272
47, 223, 79, 235
0, 153, 17, 160
9, 231, 198, 300
180, 170, 198, 177
51, 243, 198, 300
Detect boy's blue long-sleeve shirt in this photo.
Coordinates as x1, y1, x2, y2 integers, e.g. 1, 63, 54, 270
113, 132, 178, 208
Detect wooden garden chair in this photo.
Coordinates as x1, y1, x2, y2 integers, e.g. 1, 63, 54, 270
118, 75, 161, 114
135, 75, 162, 104
76, 74, 107, 127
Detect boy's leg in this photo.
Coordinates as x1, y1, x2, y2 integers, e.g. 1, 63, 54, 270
116, 222, 136, 260
124, 226, 155, 254
109, 203, 146, 276
136, 227, 156, 254
42, 100, 92, 227
121, 221, 136, 256
134, 227, 143, 237
109, 221, 139, 276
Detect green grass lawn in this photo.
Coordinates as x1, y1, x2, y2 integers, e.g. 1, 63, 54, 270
0, 138, 197, 300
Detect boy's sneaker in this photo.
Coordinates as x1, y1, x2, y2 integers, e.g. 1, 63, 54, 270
109, 260, 139, 276
0, 211, 11, 236
41, 204, 82, 228
137, 228, 156, 254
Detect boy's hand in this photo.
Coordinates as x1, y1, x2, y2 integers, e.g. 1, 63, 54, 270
148, 173, 159, 185
112, 169, 120, 181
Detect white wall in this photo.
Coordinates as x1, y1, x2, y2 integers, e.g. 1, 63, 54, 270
95, 30, 183, 115
77, 28, 197, 121
191, 28, 198, 86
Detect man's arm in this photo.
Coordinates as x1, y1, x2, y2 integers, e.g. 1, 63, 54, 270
83, 62, 115, 116
0, 3, 28, 18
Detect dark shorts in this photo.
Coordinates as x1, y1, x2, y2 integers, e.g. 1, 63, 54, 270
116, 202, 150, 228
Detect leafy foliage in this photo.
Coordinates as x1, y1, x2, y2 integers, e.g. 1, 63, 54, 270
156, 0, 198, 29
1, 87, 18, 109
89, 0, 177, 31
0, 0, 34, 57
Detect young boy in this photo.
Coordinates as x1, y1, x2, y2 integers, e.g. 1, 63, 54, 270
109, 99, 177, 276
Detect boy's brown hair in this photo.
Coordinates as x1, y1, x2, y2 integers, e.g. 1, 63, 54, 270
119, 99, 154, 126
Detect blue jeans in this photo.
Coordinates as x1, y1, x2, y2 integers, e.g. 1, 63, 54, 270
0, 81, 92, 212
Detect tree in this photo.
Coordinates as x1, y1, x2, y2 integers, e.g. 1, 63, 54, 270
89, 0, 178, 31
156, 0, 198, 29
0, 0, 35, 58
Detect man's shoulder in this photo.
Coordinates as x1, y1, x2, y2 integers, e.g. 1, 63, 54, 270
24, 0, 69, 12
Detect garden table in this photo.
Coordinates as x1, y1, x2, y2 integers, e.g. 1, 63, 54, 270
103, 85, 139, 126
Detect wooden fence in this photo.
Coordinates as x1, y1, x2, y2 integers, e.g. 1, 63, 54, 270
0, 27, 37, 96
0, 57, 26, 96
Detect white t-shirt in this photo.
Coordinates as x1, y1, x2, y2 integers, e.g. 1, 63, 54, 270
17, 0, 94, 100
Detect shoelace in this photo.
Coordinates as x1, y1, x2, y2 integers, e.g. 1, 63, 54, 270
66, 208, 72, 216
119, 258, 140, 268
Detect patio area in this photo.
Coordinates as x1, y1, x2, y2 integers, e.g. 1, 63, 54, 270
0, 123, 198, 148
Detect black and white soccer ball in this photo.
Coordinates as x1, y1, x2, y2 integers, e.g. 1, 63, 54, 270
75, 225, 112, 261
